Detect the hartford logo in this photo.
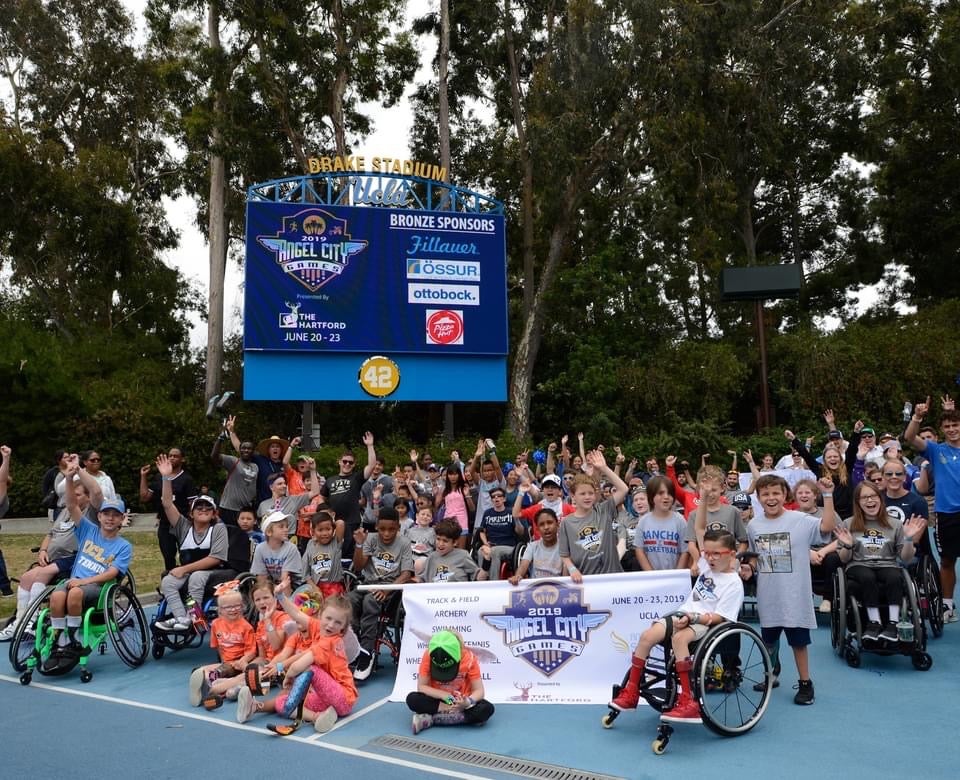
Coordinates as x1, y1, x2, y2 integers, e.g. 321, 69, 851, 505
426, 309, 463, 345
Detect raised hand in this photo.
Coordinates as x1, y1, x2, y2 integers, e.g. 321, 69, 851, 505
64, 454, 80, 476
303, 456, 316, 470
0, 444, 10, 459
156, 453, 172, 477
475, 439, 485, 458
942, 394, 955, 412
833, 525, 853, 547
742, 449, 754, 463
290, 436, 302, 448
362, 431, 375, 447
700, 453, 710, 466
577, 432, 584, 442
823, 409, 835, 427
586, 449, 607, 470
784, 429, 796, 441
225, 415, 236, 432
409, 449, 419, 463
853, 419, 864, 434
817, 474, 835, 493
140, 464, 152, 477
665, 454, 677, 468
561, 434, 569, 447
914, 396, 931, 418
904, 515, 927, 542
629, 458, 638, 470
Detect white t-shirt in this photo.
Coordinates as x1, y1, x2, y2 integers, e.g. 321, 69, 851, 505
679, 556, 744, 623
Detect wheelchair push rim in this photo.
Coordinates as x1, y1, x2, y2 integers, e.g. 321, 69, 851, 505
104, 583, 149, 668
8, 584, 56, 673
693, 623, 773, 737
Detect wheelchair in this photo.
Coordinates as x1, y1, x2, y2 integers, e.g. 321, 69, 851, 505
149, 570, 257, 659
344, 569, 405, 676
830, 566, 933, 670
910, 555, 944, 639
9, 576, 148, 685
601, 620, 774, 754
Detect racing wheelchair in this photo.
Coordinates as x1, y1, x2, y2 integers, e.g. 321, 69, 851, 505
149, 570, 257, 659
9, 575, 148, 685
830, 566, 932, 670
601, 619, 774, 754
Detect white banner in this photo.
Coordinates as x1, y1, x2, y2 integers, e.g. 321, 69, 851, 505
387, 570, 689, 704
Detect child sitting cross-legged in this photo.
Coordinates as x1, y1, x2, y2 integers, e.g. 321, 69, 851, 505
609, 527, 744, 724
407, 629, 495, 734
237, 595, 358, 733
188, 584, 257, 709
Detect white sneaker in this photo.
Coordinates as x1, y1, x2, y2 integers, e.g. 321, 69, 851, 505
158, 618, 192, 632
237, 687, 256, 723
352, 648, 374, 681
944, 606, 958, 624
313, 706, 337, 734
0, 622, 18, 642
819, 599, 832, 613
189, 667, 206, 707
154, 617, 178, 630
412, 713, 433, 735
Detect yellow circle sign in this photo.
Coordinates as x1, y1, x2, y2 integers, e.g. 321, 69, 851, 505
358, 356, 401, 398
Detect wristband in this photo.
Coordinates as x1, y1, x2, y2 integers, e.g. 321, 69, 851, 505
822, 493, 833, 498
568, 565, 579, 574
276, 662, 283, 674
162, 476, 175, 482
266, 623, 275, 632
278, 592, 287, 601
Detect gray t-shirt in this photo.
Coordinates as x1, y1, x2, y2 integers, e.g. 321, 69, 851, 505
257, 494, 312, 533
219, 455, 259, 511
847, 518, 905, 570
170, 515, 229, 562
684, 504, 748, 545
302, 538, 344, 584
251, 540, 303, 584
422, 548, 478, 583
405, 524, 436, 557
558, 499, 622, 575
636, 511, 687, 570
521, 539, 563, 579
46, 506, 97, 561
747, 510, 822, 629
360, 533, 414, 584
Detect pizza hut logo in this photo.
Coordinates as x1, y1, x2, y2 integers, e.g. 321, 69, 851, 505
426, 309, 464, 345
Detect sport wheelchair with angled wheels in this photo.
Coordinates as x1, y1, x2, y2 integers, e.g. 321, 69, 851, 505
830, 566, 932, 671
601, 619, 774, 754
9, 577, 148, 685
150, 570, 257, 659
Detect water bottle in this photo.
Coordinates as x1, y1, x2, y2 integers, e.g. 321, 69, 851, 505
903, 401, 913, 422
186, 597, 203, 625
896, 618, 914, 643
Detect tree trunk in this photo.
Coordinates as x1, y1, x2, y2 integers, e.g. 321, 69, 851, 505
331, 0, 348, 158
205, 0, 227, 400
438, 0, 451, 180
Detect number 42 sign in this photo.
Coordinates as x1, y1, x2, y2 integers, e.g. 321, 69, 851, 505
358, 356, 401, 398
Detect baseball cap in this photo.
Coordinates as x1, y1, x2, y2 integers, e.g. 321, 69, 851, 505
190, 494, 217, 510
731, 493, 751, 510
542, 474, 562, 488
882, 439, 902, 452
99, 497, 126, 514
261, 511, 291, 533
427, 463, 439, 471
428, 630, 462, 682
861, 427, 875, 436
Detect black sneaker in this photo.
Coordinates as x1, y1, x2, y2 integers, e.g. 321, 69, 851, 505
793, 679, 814, 705
352, 648, 374, 681
879, 622, 899, 645
862, 621, 881, 647
753, 673, 779, 692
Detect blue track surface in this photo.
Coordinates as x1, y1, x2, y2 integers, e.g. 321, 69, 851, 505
4, 608, 960, 779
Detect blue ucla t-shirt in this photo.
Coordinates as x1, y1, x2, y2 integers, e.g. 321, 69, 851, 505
71, 517, 133, 578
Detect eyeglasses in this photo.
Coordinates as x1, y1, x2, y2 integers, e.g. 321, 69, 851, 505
703, 550, 733, 559
87, 457, 101, 463
882, 471, 905, 477
220, 604, 243, 611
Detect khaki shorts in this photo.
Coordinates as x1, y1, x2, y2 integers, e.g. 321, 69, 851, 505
656, 615, 709, 640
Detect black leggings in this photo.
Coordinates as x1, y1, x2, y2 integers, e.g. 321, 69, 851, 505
845, 565, 903, 609
406, 692, 495, 724
811, 551, 844, 600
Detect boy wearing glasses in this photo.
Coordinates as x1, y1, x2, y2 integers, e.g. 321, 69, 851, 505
609, 525, 743, 724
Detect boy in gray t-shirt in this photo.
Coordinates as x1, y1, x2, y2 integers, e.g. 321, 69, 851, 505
301, 511, 344, 594
741, 475, 836, 706
421, 520, 479, 583
348, 509, 415, 680
509, 509, 565, 583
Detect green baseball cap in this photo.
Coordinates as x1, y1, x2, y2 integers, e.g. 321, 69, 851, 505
428, 630, 462, 682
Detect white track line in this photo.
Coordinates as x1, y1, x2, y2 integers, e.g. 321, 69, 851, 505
0, 675, 492, 780
305, 694, 390, 740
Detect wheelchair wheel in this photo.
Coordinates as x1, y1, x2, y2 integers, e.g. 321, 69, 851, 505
693, 623, 772, 737
919, 556, 944, 639
638, 645, 677, 713
9, 585, 55, 673
104, 584, 149, 667
830, 569, 846, 656
236, 572, 259, 625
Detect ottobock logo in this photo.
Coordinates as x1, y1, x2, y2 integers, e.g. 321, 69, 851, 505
407, 283, 480, 305
481, 581, 610, 676
406, 259, 481, 282
257, 208, 367, 293
426, 309, 463, 345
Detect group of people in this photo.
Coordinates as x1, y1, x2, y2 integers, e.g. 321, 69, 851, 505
0, 392, 957, 733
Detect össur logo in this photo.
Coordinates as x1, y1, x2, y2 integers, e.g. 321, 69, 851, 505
426, 309, 464, 345
257, 208, 368, 293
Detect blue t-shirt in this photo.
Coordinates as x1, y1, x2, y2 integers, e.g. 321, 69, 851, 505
71, 517, 133, 579
923, 441, 960, 513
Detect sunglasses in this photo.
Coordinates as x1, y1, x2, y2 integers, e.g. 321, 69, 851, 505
87, 457, 101, 463
882, 471, 905, 477
341, 459, 355, 465
869, 476, 884, 483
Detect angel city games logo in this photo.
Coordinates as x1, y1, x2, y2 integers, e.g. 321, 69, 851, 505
481, 582, 610, 676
